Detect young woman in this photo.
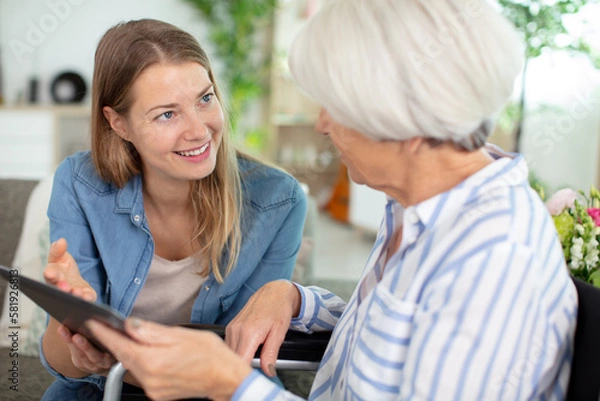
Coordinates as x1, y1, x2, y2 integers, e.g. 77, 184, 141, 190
40, 19, 306, 400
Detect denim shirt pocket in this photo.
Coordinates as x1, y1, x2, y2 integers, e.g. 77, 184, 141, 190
347, 285, 417, 398
220, 289, 240, 314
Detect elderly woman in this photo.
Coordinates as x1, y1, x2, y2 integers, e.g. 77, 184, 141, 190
90, 0, 577, 400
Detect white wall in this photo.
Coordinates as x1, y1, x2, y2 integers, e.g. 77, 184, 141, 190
520, 52, 600, 193
0, 0, 211, 106
2, 0, 600, 195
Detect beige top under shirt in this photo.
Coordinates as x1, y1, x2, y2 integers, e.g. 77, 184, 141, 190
130, 254, 207, 325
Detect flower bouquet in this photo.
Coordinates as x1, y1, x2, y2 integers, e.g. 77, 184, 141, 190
545, 185, 600, 287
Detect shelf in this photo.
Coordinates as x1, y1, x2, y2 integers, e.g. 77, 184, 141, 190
0, 107, 91, 179
0, 104, 90, 115
269, 0, 330, 198
284, 164, 340, 208
272, 113, 317, 126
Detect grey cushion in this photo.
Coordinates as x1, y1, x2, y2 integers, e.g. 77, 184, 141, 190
0, 179, 39, 310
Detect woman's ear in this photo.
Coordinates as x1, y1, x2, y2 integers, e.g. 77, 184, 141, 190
407, 136, 426, 154
103, 106, 128, 140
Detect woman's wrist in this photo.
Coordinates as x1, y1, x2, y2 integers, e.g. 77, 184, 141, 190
288, 281, 302, 318
269, 279, 302, 318
209, 357, 253, 401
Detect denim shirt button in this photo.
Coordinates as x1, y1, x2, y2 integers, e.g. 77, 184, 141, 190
133, 215, 141, 223
134, 277, 141, 285
204, 286, 210, 291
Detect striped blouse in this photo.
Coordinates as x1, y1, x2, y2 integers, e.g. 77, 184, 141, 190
233, 149, 578, 400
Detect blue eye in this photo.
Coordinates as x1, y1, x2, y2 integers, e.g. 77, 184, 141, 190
158, 111, 173, 120
201, 93, 213, 103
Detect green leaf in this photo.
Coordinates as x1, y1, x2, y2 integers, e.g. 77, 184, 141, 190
183, 0, 277, 144
588, 269, 600, 288
494, 0, 598, 153
553, 211, 576, 246
498, 0, 596, 58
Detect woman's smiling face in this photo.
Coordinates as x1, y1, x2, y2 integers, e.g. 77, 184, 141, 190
106, 62, 224, 187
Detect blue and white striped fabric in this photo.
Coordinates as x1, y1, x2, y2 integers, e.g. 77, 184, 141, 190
233, 149, 578, 401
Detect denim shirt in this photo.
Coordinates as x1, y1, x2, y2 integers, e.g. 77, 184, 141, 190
40, 151, 307, 392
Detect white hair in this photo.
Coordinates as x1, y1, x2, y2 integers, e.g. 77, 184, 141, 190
288, 0, 525, 150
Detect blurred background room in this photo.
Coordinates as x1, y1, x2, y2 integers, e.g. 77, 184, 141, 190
0, 1, 599, 399
0, 0, 600, 297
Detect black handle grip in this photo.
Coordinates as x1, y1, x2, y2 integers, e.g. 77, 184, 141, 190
179, 324, 332, 362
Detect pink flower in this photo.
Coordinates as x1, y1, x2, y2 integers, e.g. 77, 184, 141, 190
545, 188, 579, 215
588, 208, 600, 226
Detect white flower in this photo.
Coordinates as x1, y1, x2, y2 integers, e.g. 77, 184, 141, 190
585, 248, 599, 267
571, 237, 584, 263
575, 224, 585, 235
584, 237, 600, 271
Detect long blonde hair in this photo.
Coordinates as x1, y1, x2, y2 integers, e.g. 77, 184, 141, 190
91, 19, 241, 282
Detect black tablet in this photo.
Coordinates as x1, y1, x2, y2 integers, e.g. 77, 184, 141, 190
0, 264, 126, 353
0, 265, 332, 367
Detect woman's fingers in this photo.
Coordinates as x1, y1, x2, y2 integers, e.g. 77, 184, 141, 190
44, 242, 68, 285
87, 319, 161, 369
224, 280, 298, 373
224, 323, 240, 353
70, 286, 96, 302
259, 329, 288, 377
88, 319, 253, 401
47, 238, 68, 263
44, 239, 72, 286
124, 318, 178, 345
233, 328, 265, 364
228, 324, 284, 376
225, 315, 269, 364
71, 333, 115, 370
56, 325, 115, 374
43, 239, 98, 302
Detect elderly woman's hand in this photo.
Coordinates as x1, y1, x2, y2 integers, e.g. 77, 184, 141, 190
225, 280, 301, 377
88, 318, 253, 401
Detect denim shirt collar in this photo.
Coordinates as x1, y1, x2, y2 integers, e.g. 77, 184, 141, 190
115, 173, 143, 214
113, 175, 148, 230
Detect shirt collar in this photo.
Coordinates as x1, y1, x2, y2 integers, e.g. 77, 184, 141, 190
388, 146, 528, 231
115, 173, 144, 213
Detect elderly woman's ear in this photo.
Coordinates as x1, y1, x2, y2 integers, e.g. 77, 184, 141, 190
407, 137, 427, 154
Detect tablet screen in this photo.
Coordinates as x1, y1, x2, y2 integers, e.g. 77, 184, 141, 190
0, 265, 126, 353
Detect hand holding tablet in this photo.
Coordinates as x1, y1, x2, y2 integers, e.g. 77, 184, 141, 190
0, 264, 127, 354
1, 264, 331, 370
